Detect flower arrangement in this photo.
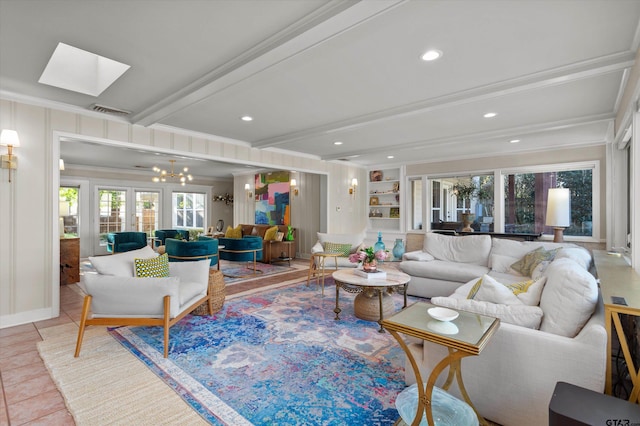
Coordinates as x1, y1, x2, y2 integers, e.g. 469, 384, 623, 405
349, 246, 389, 271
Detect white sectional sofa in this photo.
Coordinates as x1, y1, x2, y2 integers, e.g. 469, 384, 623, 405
400, 232, 586, 298
398, 233, 606, 426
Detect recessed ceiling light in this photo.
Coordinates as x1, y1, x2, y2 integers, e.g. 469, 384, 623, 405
387, 155, 394, 159
483, 112, 497, 118
421, 49, 443, 61
333, 141, 343, 145
240, 116, 253, 122
510, 139, 521, 144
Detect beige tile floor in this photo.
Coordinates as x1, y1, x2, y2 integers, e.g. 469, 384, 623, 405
0, 259, 311, 425
0, 284, 81, 425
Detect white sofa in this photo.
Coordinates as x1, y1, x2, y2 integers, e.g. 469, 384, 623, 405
399, 234, 606, 426
76, 246, 212, 358
399, 232, 585, 298
310, 230, 366, 268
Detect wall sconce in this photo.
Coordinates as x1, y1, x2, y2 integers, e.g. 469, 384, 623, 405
545, 188, 571, 242
0, 129, 20, 183
349, 178, 358, 197
245, 183, 253, 199
290, 178, 299, 196
59, 159, 65, 171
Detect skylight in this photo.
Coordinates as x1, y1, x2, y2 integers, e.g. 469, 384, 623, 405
39, 43, 130, 96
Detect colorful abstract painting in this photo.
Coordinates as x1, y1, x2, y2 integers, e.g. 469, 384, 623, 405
254, 171, 290, 225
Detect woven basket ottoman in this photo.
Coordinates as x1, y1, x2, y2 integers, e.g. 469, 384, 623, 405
193, 269, 225, 315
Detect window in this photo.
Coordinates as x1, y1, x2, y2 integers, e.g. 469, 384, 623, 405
59, 186, 79, 237
428, 174, 494, 232
98, 189, 126, 245
503, 167, 593, 237
173, 192, 205, 230
135, 191, 159, 236
409, 178, 423, 230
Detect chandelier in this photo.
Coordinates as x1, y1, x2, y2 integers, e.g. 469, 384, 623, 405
152, 160, 193, 186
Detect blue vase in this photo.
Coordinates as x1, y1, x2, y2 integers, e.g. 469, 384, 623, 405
392, 238, 405, 260
373, 231, 385, 253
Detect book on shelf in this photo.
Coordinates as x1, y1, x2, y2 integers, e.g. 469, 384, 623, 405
353, 269, 387, 279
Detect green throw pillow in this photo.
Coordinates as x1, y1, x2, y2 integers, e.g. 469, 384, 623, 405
323, 242, 352, 257
264, 225, 279, 241
225, 225, 243, 239
510, 247, 558, 277
134, 253, 169, 278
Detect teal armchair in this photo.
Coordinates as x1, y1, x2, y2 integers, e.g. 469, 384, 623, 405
154, 229, 189, 248
165, 238, 219, 268
106, 232, 147, 254
218, 235, 264, 262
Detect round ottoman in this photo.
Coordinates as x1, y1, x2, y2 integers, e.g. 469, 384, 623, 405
353, 289, 395, 321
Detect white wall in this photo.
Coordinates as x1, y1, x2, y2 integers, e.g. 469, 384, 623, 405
0, 99, 365, 328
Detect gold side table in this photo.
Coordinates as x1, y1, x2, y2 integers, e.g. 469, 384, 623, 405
307, 252, 340, 295
381, 302, 499, 426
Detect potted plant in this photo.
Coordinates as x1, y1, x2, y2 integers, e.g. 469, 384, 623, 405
453, 180, 477, 231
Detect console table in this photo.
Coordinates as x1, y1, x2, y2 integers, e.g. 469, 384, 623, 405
60, 237, 80, 285
593, 250, 640, 403
433, 230, 541, 241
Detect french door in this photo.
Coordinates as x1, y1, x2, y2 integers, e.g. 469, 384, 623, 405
95, 187, 160, 254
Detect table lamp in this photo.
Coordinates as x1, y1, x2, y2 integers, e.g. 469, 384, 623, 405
546, 188, 571, 242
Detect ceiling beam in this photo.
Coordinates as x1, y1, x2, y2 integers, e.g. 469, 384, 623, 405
132, 0, 406, 127
252, 52, 636, 149
321, 113, 615, 161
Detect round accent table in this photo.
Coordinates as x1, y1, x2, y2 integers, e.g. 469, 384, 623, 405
332, 269, 410, 332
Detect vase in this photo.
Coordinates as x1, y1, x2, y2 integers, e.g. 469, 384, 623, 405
461, 212, 475, 232
392, 239, 405, 260
362, 260, 377, 272
374, 231, 385, 252
285, 225, 294, 241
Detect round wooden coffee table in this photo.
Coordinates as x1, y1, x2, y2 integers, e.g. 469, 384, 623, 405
332, 269, 410, 332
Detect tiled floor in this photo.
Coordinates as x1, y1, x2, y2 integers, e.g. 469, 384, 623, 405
0, 259, 311, 425
0, 284, 81, 425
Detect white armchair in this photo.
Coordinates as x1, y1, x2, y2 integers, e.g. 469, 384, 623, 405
75, 247, 212, 358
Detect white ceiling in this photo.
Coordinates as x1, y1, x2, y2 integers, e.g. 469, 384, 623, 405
1, 0, 639, 178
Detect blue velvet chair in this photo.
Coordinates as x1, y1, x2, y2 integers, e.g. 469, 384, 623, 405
218, 235, 264, 262
106, 232, 148, 254
154, 229, 189, 248
165, 237, 219, 268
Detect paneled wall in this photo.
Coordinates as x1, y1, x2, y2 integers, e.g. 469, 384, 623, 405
0, 98, 365, 327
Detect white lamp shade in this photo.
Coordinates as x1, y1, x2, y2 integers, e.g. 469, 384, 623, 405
244, 183, 251, 191
546, 188, 571, 227
290, 179, 297, 187
0, 129, 20, 147
351, 178, 358, 187
59, 159, 65, 170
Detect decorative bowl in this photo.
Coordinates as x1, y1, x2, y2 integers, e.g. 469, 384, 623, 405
428, 307, 459, 322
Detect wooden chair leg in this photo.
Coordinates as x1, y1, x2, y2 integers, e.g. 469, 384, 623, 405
74, 295, 92, 357
163, 296, 171, 358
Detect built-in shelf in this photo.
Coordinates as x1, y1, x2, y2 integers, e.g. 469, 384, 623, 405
368, 167, 403, 232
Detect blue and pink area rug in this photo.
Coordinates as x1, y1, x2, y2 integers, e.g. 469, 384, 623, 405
110, 280, 410, 425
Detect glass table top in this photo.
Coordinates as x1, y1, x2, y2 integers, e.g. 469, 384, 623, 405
381, 301, 499, 355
